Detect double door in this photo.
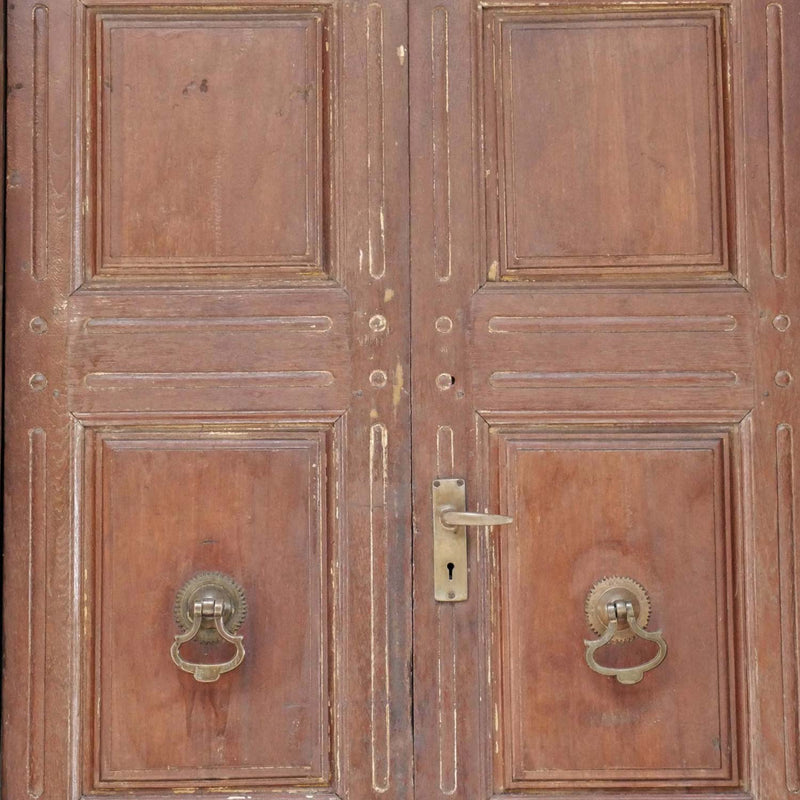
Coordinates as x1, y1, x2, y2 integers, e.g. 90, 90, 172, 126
3, 0, 799, 798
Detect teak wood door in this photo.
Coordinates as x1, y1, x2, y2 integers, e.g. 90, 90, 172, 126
3, 0, 799, 799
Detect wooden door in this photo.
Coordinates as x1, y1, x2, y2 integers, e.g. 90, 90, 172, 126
5, 0, 800, 798
410, 0, 800, 798
3, 2, 413, 799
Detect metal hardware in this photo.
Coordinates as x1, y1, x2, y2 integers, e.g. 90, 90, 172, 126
433, 478, 513, 602
171, 571, 247, 683
585, 575, 650, 643
583, 576, 667, 685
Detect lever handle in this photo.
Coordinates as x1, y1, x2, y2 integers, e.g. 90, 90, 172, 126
432, 478, 514, 602
439, 509, 513, 528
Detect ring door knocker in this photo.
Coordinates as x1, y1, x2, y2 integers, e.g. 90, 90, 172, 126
171, 572, 247, 683
583, 576, 668, 685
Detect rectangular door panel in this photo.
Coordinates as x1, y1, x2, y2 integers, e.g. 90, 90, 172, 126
4, 0, 412, 799
83, 422, 335, 788
86, 5, 330, 282
479, 4, 735, 283
487, 422, 742, 789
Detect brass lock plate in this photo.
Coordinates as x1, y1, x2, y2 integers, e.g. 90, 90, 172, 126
433, 479, 468, 602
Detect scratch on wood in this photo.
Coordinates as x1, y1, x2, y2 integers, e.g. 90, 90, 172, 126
392, 362, 404, 409
367, 4, 387, 280
767, 3, 788, 279
777, 423, 800, 790
432, 6, 452, 282
32, 5, 49, 280
28, 429, 46, 798
369, 423, 390, 791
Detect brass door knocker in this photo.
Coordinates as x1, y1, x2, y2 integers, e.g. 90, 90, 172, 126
170, 572, 247, 683
583, 576, 667, 685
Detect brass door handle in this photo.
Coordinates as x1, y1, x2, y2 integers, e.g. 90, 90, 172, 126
583, 576, 668, 685
439, 509, 513, 528
433, 478, 514, 602
170, 572, 247, 683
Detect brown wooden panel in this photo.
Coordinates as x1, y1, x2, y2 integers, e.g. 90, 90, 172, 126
84, 4, 333, 285
81, 420, 335, 789
487, 423, 742, 789
4, 0, 412, 797
66, 288, 352, 413
480, 5, 734, 282
471, 290, 754, 414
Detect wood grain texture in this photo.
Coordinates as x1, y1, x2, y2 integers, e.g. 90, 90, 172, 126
366, 3, 386, 280
4, 0, 413, 798
489, 422, 741, 788
85, 5, 333, 285
431, 5, 452, 283
480, 5, 734, 283
27, 429, 47, 799
777, 423, 800, 791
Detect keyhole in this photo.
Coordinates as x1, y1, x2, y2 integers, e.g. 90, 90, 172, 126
447, 562, 455, 581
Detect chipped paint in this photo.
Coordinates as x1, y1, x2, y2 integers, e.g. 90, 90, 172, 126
392, 362, 404, 408
396, 44, 406, 65
487, 260, 499, 281
383, 288, 394, 302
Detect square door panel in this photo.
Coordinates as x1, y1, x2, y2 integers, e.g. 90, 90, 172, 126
83, 4, 333, 284
481, 6, 734, 282
79, 420, 336, 790
487, 422, 743, 790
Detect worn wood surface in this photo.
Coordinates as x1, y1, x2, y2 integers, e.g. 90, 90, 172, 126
3, 0, 800, 798
409, 0, 798, 798
4, 1, 412, 798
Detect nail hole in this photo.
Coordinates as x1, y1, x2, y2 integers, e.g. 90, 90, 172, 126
369, 314, 387, 333
436, 373, 456, 390
369, 369, 388, 388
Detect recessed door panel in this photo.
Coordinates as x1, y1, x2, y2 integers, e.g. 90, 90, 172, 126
89, 7, 329, 279
490, 425, 740, 788
480, 6, 733, 281
84, 423, 333, 788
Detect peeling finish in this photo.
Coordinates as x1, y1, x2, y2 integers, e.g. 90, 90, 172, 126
392, 362, 404, 408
